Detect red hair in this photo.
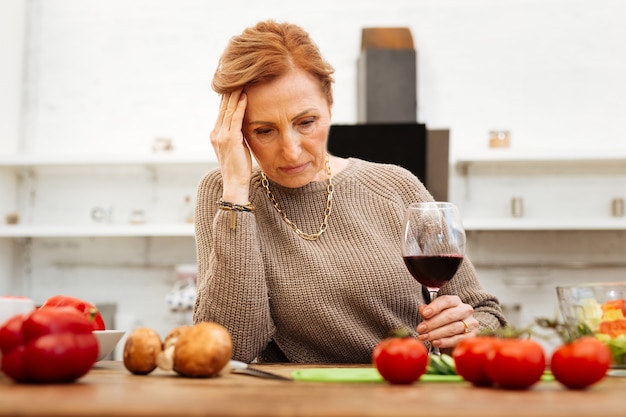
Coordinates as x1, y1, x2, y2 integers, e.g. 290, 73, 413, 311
212, 20, 335, 106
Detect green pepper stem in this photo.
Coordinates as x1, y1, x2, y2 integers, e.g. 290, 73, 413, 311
88, 307, 98, 322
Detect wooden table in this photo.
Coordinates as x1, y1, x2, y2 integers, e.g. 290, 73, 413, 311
0, 362, 624, 417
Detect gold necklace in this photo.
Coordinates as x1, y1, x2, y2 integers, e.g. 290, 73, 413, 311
261, 156, 334, 241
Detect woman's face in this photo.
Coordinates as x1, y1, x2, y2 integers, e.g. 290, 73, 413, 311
242, 69, 332, 188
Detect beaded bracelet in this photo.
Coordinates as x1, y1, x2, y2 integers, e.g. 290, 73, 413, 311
216, 199, 255, 230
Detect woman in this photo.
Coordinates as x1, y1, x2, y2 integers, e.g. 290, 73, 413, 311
193, 20, 506, 363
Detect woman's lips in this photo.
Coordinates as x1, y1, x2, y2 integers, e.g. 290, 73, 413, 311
280, 162, 309, 175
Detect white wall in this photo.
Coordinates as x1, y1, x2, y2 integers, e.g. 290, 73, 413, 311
0, 0, 25, 154
0, 0, 26, 295
20, 0, 626, 158
2, 0, 626, 345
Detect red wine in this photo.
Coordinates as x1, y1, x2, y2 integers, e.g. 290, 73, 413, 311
403, 254, 464, 289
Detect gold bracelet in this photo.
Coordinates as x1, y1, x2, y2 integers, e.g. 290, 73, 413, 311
216, 199, 255, 229
216, 199, 255, 212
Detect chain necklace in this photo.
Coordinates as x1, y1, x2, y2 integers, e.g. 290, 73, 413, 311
261, 156, 334, 241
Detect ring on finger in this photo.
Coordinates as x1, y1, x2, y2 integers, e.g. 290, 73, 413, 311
461, 319, 470, 334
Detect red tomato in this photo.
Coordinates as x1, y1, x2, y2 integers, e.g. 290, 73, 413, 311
485, 338, 546, 390
39, 295, 106, 331
550, 336, 612, 389
452, 336, 498, 386
372, 335, 428, 384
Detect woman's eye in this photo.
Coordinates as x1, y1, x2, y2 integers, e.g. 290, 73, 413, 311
255, 128, 274, 136
250, 127, 277, 143
299, 118, 316, 129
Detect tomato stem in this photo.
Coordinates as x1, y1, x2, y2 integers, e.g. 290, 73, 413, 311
535, 317, 593, 344
479, 325, 534, 339
386, 327, 413, 339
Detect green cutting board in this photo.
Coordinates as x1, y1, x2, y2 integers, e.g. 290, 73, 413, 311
291, 368, 463, 383
291, 368, 555, 384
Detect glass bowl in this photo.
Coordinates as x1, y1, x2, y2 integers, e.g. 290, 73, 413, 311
556, 282, 626, 368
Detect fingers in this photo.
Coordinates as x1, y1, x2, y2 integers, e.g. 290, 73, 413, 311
223, 89, 242, 130
419, 294, 465, 319
211, 93, 229, 136
418, 319, 477, 349
212, 89, 246, 141
210, 89, 253, 201
417, 296, 477, 347
229, 91, 247, 132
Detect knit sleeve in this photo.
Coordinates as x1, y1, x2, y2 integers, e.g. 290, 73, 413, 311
192, 170, 275, 363
440, 258, 508, 330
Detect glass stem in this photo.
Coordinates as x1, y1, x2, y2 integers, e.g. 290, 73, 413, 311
428, 290, 441, 356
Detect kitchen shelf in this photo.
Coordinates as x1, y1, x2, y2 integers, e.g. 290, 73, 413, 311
7, 219, 624, 236
0, 223, 195, 238
453, 149, 626, 232
463, 218, 626, 231
455, 150, 626, 173
0, 153, 217, 168
0, 152, 211, 240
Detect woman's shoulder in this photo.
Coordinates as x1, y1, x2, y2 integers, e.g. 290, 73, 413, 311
198, 167, 265, 200
347, 157, 424, 187
199, 167, 222, 183
339, 157, 432, 202
197, 168, 223, 200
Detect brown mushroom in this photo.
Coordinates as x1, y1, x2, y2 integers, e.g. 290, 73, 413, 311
122, 327, 163, 375
173, 322, 233, 378
156, 325, 192, 372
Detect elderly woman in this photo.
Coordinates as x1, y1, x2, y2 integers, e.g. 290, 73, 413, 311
193, 20, 506, 363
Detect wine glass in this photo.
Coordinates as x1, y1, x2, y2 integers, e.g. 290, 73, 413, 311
401, 202, 466, 354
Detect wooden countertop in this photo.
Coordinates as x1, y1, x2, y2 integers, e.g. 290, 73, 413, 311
0, 361, 624, 417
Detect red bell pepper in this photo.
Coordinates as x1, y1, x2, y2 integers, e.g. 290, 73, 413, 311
0, 306, 99, 383
39, 295, 106, 331
599, 319, 626, 338
601, 299, 626, 317
598, 299, 626, 338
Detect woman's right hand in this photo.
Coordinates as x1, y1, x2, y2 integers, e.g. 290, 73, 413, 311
210, 89, 252, 204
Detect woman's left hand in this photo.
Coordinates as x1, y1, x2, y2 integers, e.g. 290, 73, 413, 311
416, 295, 477, 351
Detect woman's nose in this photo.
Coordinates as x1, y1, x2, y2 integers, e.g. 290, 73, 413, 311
280, 130, 302, 161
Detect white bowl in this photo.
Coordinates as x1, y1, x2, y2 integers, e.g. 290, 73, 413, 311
93, 330, 125, 361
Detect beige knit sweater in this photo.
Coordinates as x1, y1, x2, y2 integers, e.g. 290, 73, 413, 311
193, 158, 506, 363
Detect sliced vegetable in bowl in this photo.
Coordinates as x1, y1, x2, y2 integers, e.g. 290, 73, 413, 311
556, 282, 626, 367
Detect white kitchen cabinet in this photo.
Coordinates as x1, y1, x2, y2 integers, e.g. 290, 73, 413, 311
0, 153, 217, 236
452, 150, 626, 231
0, 153, 217, 295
